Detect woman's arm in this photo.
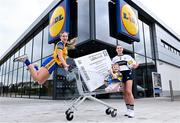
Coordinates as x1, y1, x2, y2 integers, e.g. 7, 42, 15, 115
57, 50, 69, 68
67, 37, 77, 50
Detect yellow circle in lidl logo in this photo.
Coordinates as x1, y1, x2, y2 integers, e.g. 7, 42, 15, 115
49, 6, 65, 37
121, 4, 138, 36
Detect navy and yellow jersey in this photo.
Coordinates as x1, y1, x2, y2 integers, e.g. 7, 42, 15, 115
52, 41, 68, 66
41, 41, 68, 74
108, 72, 122, 84
112, 72, 123, 81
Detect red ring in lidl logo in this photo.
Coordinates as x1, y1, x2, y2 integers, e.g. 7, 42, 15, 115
121, 4, 138, 36
49, 6, 65, 37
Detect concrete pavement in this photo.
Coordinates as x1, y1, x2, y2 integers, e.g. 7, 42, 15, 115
0, 96, 180, 123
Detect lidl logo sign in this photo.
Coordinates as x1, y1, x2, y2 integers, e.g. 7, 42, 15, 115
49, 6, 65, 38
109, 0, 140, 43
121, 4, 138, 36
48, 0, 70, 44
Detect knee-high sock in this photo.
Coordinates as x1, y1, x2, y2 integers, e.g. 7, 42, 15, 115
24, 59, 31, 66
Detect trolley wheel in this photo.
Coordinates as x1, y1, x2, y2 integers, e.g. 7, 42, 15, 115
105, 108, 111, 115
111, 109, 117, 117
66, 112, 74, 121
65, 109, 70, 115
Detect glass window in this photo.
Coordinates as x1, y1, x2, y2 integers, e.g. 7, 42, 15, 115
25, 40, 33, 61
12, 69, 18, 96
6, 59, 10, 74
78, 0, 90, 43
8, 71, 13, 95
33, 31, 42, 62
42, 26, 54, 58
1, 64, 4, 76
17, 68, 23, 83
0, 78, 1, 95
14, 51, 19, 70
146, 58, 156, 97
95, 0, 116, 45
22, 67, 31, 96
2, 63, 5, 75
17, 68, 23, 96
143, 23, 152, 58
0, 65, 1, 76
19, 46, 25, 68
1, 75, 4, 94
118, 40, 133, 52
2, 75, 4, 85
135, 53, 146, 64
134, 20, 145, 55
9, 55, 14, 72
13, 70, 17, 85
3, 73, 8, 95
147, 58, 155, 66
5, 73, 9, 86
23, 68, 30, 83
3, 62, 7, 75
134, 54, 147, 98
8, 71, 13, 86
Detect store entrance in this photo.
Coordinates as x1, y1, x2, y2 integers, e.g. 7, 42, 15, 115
133, 56, 156, 98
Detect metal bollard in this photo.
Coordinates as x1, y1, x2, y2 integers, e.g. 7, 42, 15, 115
169, 80, 174, 101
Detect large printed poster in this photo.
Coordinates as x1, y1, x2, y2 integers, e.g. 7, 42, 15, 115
74, 50, 112, 92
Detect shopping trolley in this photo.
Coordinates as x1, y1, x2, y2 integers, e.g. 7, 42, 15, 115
65, 67, 118, 121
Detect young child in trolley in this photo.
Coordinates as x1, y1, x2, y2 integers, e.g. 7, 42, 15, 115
13, 32, 77, 85
105, 63, 123, 92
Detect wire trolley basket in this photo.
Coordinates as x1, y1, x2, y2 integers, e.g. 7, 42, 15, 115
64, 67, 120, 121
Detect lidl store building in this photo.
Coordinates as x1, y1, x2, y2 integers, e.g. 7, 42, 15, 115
0, 0, 180, 100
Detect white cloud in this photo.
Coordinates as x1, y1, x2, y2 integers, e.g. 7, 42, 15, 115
137, 0, 180, 36
0, 0, 53, 57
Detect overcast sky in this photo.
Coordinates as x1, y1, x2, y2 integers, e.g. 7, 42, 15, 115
137, 0, 180, 35
0, 0, 53, 58
1, 0, 180, 58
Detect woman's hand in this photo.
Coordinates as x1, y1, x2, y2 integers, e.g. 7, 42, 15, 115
67, 37, 77, 49
64, 64, 69, 71
132, 63, 139, 69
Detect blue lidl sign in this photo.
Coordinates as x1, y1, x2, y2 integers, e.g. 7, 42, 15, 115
109, 0, 140, 43
48, 0, 70, 44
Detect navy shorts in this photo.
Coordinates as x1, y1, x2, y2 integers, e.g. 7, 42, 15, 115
121, 70, 133, 83
42, 56, 59, 74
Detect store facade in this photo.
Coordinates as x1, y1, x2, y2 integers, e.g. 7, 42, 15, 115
0, 0, 180, 100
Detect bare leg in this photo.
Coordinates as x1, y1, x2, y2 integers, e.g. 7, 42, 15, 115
13, 55, 50, 84
123, 80, 135, 118
27, 65, 50, 84
124, 80, 134, 104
